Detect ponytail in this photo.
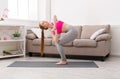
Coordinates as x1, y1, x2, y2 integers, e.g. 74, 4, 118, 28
39, 22, 48, 56
40, 29, 44, 56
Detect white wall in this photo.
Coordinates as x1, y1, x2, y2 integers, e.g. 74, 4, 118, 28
51, 0, 120, 56
38, 0, 51, 21
38, 0, 46, 21
111, 26, 120, 56
46, 0, 51, 21
51, 0, 120, 25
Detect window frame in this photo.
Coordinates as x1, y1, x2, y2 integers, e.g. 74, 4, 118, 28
8, 0, 38, 21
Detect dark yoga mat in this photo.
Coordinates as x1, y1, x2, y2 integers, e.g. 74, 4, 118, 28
7, 61, 98, 68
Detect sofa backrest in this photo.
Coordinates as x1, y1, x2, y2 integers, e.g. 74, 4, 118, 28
81, 25, 110, 39
74, 26, 82, 39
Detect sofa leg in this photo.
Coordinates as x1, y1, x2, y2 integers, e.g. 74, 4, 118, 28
106, 53, 110, 57
28, 52, 33, 57
101, 57, 105, 61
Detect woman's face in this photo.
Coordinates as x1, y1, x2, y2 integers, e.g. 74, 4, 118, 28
40, 21, 50, 29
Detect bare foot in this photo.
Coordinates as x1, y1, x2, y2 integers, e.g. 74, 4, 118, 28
56, 61, 68, 65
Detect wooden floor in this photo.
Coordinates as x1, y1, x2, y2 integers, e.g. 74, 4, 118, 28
0, 55, 120, 79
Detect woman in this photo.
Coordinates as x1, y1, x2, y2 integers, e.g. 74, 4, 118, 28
39, 15, 78, 65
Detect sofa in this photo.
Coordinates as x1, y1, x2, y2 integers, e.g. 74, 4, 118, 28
26, 25, 112, 61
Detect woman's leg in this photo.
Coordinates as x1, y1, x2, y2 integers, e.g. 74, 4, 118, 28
55, 27, 78, 64
55, 43, 67, 65
55, 43, 66, 61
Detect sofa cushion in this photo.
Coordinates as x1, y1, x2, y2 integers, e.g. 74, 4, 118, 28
32, 38, 52, 46
73, 39, 97, 47
81, 25, 110, 39
52, 40, 73, 46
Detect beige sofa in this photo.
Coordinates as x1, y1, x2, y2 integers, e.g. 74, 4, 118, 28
26, 25, 112, 61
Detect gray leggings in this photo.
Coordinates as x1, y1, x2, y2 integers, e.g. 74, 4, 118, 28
55, 25, 78, 61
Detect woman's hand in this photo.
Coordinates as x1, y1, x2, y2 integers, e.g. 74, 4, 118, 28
51, 30, 59, 42
51, 29, 57, 36
51, 28, 56, 35
51, 30, 55, 36
53, 15, 57, 23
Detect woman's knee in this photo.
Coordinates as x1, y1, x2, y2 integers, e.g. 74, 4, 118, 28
54, 40, 63, 45
58, 40, 65, 45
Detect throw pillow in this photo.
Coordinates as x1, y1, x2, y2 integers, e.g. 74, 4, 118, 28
26, 33, 36, 40
31, 27, 41, 38
90, 28, 106, 40
31, 28, 51, 38
44, 30, 52, 38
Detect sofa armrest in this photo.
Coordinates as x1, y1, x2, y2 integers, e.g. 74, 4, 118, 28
95, 34, 112, 42
26, 33, 37, 40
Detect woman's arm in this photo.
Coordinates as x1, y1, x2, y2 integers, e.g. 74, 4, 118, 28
51, 15, 57, 31
51, 15, 60, 42
51, 15, 57, 37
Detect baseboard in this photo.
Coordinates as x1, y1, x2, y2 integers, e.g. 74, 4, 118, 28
110, 54, 120, 57
111, 50, 120, 56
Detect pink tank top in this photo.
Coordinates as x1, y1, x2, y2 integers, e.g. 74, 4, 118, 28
56, 21, 64, 34
51, 21, 64, 34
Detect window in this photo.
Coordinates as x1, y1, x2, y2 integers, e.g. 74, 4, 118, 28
8, 0, 38, 20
